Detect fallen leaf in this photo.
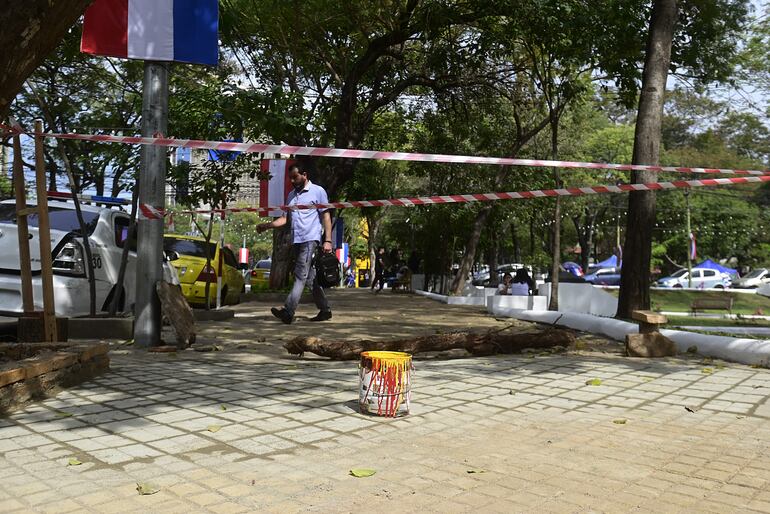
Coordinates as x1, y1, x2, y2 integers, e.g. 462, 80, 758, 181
67, 458, 82, 466
54, 411, 73, 418
466, 469, 487, 474
350, 468, 376, 478
220, 405, 227, 411
702, 368, 713, 374
701, 357, 713, 364
213, 345, 223, 352
684, 406, 699, 413
136, 482, 160, 495
575, 341, 586, 350
612, 419, 627, 425
509, 390, 516, 395
585, 378, 602, 386
207, 425, 221, 433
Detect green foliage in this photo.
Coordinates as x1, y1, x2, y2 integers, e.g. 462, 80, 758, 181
0, 171, 10, 200
11, 26, 142, 196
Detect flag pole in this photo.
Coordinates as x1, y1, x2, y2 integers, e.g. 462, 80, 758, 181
134, 61, 169, 347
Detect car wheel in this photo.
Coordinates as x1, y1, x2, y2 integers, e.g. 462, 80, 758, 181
673, 284, 683, 289
714, 285, 724, 289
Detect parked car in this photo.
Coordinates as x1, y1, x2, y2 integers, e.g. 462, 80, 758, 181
164, 235, 244, 306
0, 197, 164, 316
250, 258, 272, 290
655, 268, 731, 289
732, 268, 770, 289
584, 267, 621, 286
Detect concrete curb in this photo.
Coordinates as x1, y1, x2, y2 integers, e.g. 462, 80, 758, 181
493, 308, 770, 367
68, 317, 133, 340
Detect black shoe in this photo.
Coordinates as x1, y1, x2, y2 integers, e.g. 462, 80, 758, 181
309, 310, 332, 322
271, 307, 294, 324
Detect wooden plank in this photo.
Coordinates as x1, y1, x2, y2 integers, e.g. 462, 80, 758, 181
12, 134, 34, 314
33, 120, 58, 342
631, 310, 667, 325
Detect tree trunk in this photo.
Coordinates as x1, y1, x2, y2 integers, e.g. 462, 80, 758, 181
284, 328, 577, 360
617, 0, 677, 319
529, 214, 536, 260
573, 208, 603, 273
0, 0, 94, 118
450, 205, 492, 294
487, 237, 499, 288
548, 112, 562, 311
548, 195, 561, 311
365, 210, 382, 286
202, 217, 214, 310
511, 219, 521, 263
269, 222, 293, 289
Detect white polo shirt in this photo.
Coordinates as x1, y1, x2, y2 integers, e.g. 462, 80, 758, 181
285, 180, 329, 244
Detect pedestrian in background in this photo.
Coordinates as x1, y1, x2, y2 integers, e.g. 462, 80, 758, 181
370, 247, 386, 293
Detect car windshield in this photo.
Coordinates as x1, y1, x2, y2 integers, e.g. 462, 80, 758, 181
0, 204, 100, 235
744, 269, 765, 279
669, 269, 688, 278
164, 237, 217, 259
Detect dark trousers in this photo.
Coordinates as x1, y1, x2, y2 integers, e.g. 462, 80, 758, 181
370, 270, 384, 291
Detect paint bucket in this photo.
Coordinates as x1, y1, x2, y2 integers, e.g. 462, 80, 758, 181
359, 351, 412, 417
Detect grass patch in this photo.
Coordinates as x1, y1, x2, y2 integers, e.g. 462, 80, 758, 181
664, 316, 770, 328
648, 289, 770, 315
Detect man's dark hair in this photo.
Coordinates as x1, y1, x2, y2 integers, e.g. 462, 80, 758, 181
288, 163, 306, 175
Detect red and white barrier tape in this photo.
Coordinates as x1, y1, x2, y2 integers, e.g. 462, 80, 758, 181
5, 125, 765, 177
138, 203, 165, 220
142, 174, 770, 218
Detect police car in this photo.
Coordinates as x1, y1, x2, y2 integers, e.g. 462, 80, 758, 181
0, 194, 176, 317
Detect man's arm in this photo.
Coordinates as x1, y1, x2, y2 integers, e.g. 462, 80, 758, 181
257, 216, 287, 233
321, 211, 333, 253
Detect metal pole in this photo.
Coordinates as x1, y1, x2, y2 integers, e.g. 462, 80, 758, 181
685, 189, 692, 288
216, 213, 224, 309
33, 120, 58, 341
134, 61, 169, 347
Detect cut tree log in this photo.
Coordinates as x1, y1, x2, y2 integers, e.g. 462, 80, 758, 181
284, 328, 577, 360
156, 281, 195, 350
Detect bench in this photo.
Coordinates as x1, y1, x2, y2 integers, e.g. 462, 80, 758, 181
392, 268, 413, 293
690, 297, 733, 316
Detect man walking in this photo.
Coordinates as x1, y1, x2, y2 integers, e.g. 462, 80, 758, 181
370, 247, 386, 293
257, 163, 333, 324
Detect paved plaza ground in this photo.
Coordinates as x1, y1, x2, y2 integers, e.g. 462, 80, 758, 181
1, 289, 770, 513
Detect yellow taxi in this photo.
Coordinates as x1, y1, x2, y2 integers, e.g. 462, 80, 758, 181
163, 234, 245, 306
249, 258, 272, 291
